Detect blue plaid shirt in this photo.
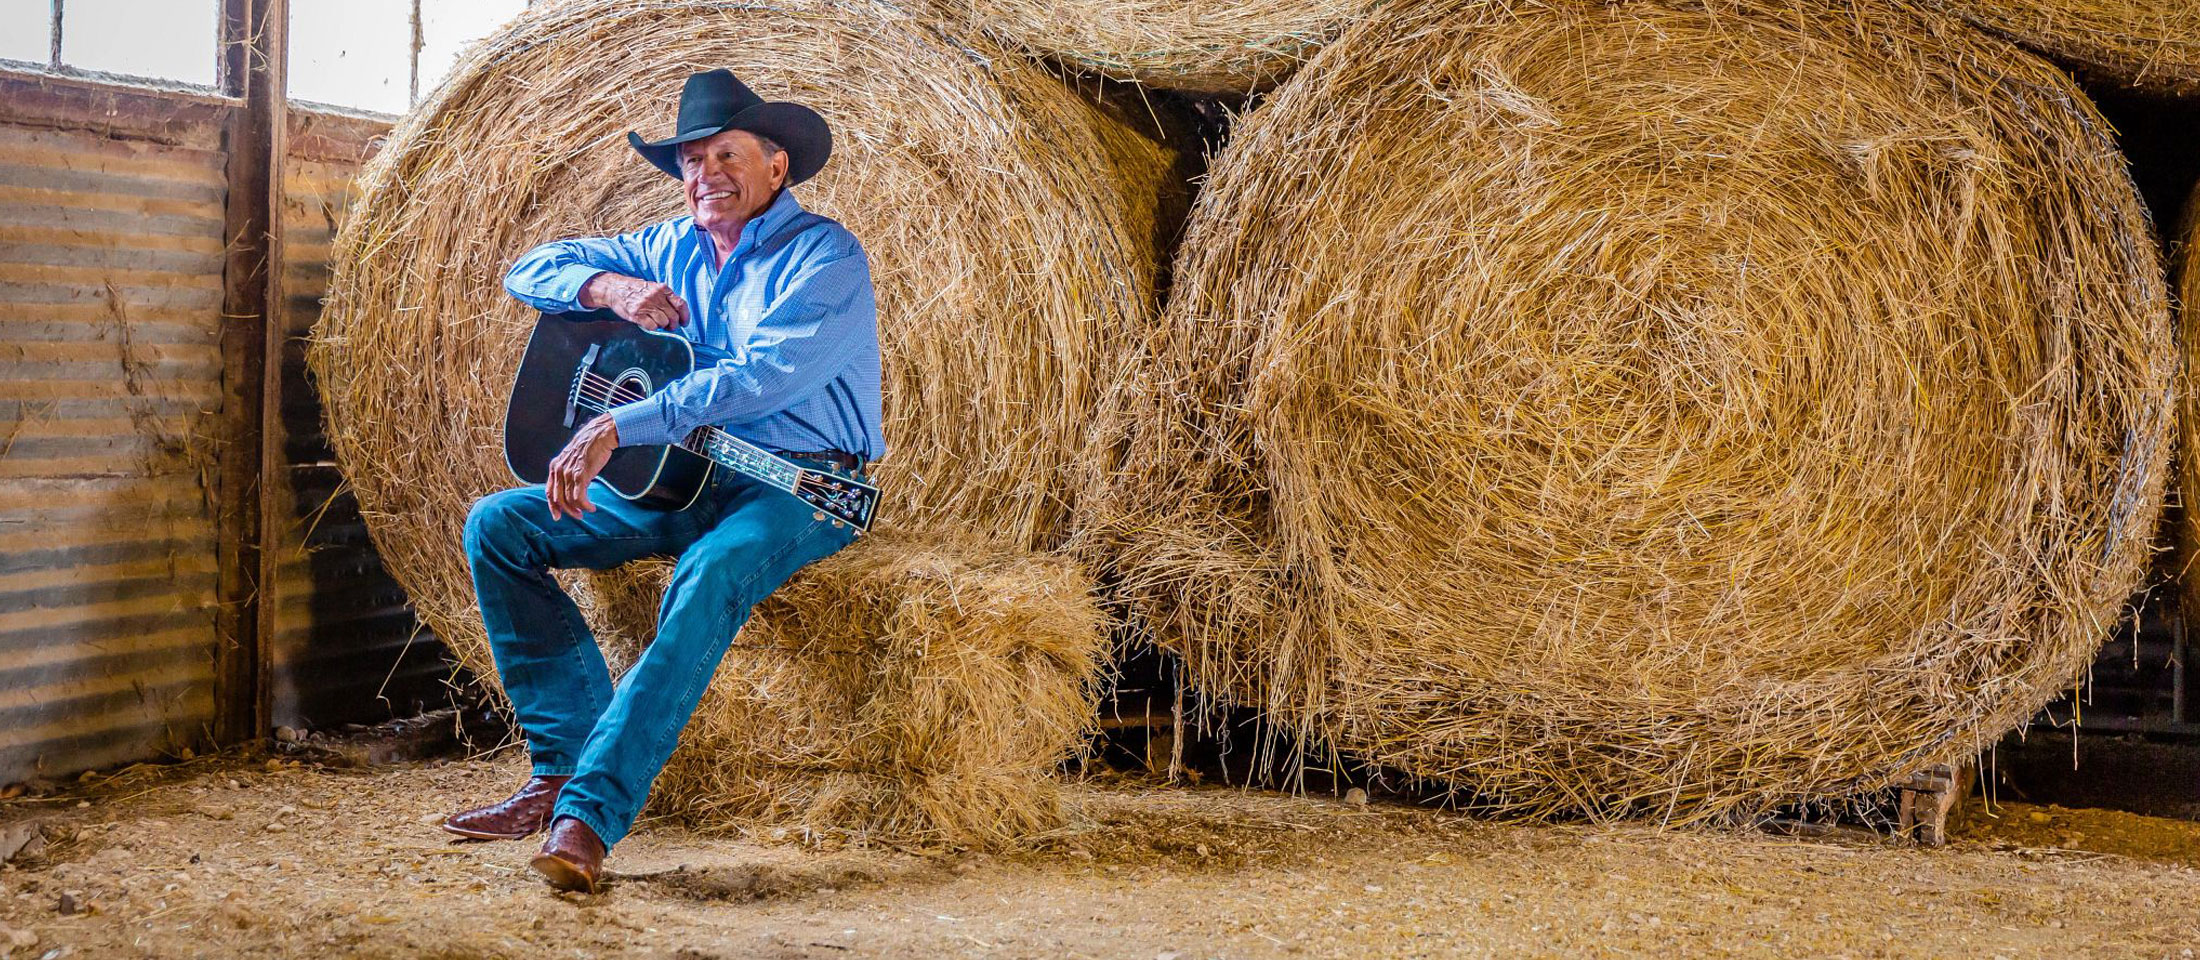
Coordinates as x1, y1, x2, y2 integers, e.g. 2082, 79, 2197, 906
503, 189, 886, 461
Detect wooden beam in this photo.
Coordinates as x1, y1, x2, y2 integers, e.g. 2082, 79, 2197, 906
213, 0, 288, 747
1896, 762, 1969, 847
287, 108, 391, 165
0, 70, 231, 149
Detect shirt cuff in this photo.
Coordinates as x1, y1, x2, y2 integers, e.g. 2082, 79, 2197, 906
606, 397, 675, 448
547, 265, 607, 311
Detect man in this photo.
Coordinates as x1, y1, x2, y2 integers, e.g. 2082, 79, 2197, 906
439, 68, 884, 893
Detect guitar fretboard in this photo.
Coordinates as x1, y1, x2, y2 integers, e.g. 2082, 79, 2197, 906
680, 427, 803, 493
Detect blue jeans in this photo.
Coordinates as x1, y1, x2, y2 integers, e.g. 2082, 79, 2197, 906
461, 457, 862, 849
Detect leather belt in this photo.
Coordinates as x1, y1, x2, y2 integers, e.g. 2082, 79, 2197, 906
778, 448, 863, 472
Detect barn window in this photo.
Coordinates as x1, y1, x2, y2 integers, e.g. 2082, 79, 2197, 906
0, 1, 528, 113
290, 0, 528, 115
0, 0, 221, 87
0, 0, 51, 66
61, 0, 221, 85
289, 0, 415, 114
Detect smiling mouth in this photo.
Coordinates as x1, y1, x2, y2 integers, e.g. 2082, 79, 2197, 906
697, 189, 735, 202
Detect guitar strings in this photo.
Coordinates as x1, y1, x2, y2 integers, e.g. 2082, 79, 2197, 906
567, 371, 795, 469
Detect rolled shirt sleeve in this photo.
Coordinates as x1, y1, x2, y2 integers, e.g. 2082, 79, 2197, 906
604, 248, 874, 448
503, 224, 666, 314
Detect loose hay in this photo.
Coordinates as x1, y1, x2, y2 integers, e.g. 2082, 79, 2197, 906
635, 533, 1111, 848
1933, 0, 2200, 96
1090, 0, 2174, 823
909, 0, 1375, 93
310, 0, 1171, 686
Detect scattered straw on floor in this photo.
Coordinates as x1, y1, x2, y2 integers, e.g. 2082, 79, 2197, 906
627, 533, 1111, 849
1933, 0, 2200, 95
310, 0, 1171, 687
910, 0, 1376, 93
1085, 0, 2174, 824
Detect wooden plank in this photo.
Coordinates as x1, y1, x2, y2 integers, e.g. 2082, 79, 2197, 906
286, 109, 390, 165
211, 0, 288, 748
1896, 762, 1968, 847
0, 70, 231, 151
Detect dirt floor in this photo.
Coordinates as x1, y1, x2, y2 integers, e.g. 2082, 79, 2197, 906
1, 754, 2197, 959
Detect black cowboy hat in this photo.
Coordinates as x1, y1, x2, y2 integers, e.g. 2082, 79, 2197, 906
627, 68, 832, 185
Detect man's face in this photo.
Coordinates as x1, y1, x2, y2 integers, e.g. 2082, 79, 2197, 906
679, 129, 788, 234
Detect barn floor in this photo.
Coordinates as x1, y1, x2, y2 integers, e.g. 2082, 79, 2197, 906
1, 754, 2196, 959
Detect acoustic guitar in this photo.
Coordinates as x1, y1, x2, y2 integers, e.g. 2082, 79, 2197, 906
502, 310, 878, 532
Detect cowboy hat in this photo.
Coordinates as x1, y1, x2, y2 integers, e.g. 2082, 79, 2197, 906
627, 68, 832, 185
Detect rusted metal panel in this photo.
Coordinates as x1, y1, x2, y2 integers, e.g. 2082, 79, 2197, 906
268, 120, 455, 729
0, 117, 230, 784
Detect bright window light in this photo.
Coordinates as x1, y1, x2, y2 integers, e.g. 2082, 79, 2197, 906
60, 0, 219, 85
0, 0, 50, 65
288, 0, 412, 114
417, 0, 525, 99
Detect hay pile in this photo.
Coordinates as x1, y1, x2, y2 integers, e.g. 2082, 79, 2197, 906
312, 0, 1169, 676
910, 0, 1374, 92
1934, 1, 2200, 96
607, 533, 1110, 848
1090, 0, 2174, 822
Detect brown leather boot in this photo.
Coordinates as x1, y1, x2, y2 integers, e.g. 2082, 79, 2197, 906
529, 816, 605, 893
439, 775, 569, 841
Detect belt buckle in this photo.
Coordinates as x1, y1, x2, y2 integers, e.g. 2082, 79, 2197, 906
787, 450, 854, 476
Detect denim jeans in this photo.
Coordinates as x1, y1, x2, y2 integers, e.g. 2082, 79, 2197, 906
461, 456, 862, 849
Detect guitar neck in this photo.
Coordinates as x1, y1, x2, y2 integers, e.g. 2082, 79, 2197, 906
679, 427, 803, 493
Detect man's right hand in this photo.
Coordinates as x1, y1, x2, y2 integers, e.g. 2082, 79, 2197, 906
580, 273, 688, 331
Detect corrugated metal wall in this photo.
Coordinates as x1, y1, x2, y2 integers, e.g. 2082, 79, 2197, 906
268, 113, 453, 729
0, 97, 231, 781
0, 76, 453, 784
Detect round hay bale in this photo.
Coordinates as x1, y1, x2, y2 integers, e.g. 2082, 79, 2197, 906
1934, 1, 2200, 96
1093, 0, 2174, 821
639, 533, 1110, 848
910, 0, 1372, 93
311, 0, 1171, 686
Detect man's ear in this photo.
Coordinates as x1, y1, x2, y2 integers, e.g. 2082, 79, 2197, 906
773, 150, 790, 190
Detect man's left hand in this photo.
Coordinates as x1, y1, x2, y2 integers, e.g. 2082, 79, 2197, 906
546, 414, 620, 520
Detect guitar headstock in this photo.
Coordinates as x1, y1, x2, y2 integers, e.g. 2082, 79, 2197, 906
793, 470, 879, 532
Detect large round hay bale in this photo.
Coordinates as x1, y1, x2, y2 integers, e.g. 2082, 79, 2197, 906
311, 0, 1171, 684
640, 533, 1109, 848
1093, 0, 2174, 822
911, 0, 1372, 92
1934, 1, 2200, 96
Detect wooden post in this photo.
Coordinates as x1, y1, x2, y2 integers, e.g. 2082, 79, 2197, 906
213, 0, 288, 747
2174, 605, 2189, 727
1896, 762, 1969, 847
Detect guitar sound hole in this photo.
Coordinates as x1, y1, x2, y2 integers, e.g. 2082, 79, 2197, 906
612, 369, 651, 405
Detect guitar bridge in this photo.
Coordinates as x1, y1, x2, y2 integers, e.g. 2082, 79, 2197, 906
564, 344, 601, 428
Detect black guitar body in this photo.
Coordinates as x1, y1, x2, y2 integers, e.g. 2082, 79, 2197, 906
504, 310, 713, 510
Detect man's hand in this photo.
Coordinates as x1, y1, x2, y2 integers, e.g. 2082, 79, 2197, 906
545, 414, 621, 520
580, 272, 688, 331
